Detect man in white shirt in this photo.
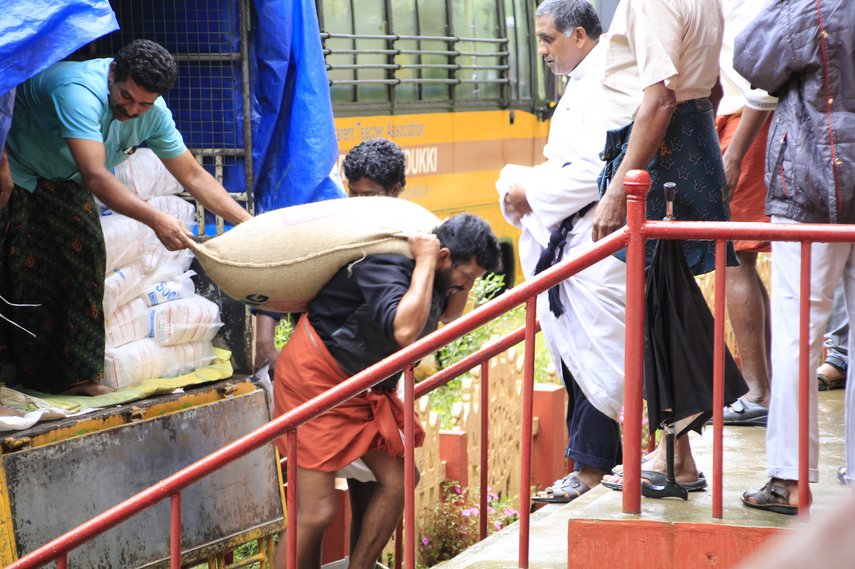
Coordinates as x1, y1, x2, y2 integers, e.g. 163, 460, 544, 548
498, 0, 626, 503
594, 0, 740, 494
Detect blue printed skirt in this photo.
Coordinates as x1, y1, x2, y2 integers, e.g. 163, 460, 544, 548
599, 98, 737, 276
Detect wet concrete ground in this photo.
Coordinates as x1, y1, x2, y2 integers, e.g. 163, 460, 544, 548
435, 390, 850, 569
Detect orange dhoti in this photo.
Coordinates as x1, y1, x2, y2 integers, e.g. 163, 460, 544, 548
273, 315, 425, 471
716, 113, 772, 253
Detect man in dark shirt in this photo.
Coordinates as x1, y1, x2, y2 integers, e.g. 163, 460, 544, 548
272, 213, 500, 569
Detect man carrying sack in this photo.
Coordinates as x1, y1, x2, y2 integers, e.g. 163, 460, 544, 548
271, 214, 500, 569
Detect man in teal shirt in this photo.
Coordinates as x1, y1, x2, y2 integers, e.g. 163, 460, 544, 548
0, 39, 250, 395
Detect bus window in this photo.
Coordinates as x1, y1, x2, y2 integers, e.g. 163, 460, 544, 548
451, 0, 503, 102
416, 0, 452, 103
504, 0, 533, 104
354, 0, 387, 103
391, 0, 418, 103
322, 0, 356, 105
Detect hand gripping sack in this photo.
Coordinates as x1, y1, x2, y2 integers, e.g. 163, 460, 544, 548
190, 196, 441, 312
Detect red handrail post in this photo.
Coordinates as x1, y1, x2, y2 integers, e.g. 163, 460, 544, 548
799, 242, 812, 518
712, 240, 727, 518
286, 430, 298, 569
518, 297, 537, 569
479, 360, 489, 541
395, 523, 403, 569
404, 365, 417, 569
170, 492, 182, 569
622, 169, 650, 514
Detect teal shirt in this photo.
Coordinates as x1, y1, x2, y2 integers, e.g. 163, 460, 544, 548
6, 58, 186, 191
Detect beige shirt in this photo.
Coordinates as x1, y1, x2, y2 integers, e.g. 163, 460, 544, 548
718, 0, 778, 116
597, 0, 724, 128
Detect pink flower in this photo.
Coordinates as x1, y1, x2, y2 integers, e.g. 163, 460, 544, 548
493, 521, 503, 530
422, 536, 430, 546
487, 506, 496, 514
487, 492, 499, 502
461, 507, 479, 517
503, 507, 518, 517
451, 485, 462, 494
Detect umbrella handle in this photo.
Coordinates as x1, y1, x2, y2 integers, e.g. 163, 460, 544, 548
663, 182, 676, 221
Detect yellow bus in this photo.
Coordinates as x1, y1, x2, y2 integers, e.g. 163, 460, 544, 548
317, 0, 617, 286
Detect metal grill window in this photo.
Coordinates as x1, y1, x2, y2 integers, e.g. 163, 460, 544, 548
320, 0, 512, 110
80, 0, 252, 233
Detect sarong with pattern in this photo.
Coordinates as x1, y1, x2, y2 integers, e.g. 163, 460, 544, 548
0, 179, 106, 393
599, 98, 738, 276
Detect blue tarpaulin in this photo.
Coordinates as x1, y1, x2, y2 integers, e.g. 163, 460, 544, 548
0, 0, 118, 95
250, 0, 345, 212
0, 0, 118, 149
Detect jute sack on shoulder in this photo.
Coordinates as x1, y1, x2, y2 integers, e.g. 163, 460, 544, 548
190, 196, 441, 312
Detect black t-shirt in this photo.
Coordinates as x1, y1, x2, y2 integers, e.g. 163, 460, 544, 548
308, 254, 445, 380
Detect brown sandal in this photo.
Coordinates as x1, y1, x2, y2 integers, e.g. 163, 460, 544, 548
742, 479, 798, 515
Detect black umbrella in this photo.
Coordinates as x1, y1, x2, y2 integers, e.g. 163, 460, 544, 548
642, 184, 748, 498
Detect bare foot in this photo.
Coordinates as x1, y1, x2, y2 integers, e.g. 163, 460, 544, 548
610, 444, 662, 475
63, 381, 115, 396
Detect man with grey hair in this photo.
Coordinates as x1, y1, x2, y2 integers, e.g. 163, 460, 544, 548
498, 0, 625, 504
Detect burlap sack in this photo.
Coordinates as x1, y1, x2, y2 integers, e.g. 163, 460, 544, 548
191, 196, 440, 312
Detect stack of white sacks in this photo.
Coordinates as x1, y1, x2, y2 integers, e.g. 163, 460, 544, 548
101, 149, 221, 389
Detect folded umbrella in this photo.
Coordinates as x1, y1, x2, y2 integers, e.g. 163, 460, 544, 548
641, 182, 748, 499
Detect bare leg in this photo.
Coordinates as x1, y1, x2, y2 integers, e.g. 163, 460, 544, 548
726, 251, 771, 406
348, 451, 420, 569
273, 467, 337, 569
347, 479, 377, 557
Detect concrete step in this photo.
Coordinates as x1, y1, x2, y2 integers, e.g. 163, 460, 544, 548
435, 390, 850, 569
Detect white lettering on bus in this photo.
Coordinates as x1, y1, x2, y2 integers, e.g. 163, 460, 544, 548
403, 146, 438, 176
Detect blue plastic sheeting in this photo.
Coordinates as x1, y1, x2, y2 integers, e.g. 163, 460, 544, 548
0, 90, 14, 152
250, 0, 345, 212
0, 0, 118, 95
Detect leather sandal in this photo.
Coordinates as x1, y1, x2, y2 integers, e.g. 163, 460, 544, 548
532, 473, 591, 504
817, 363, 846, 391
742, 479, 798, 515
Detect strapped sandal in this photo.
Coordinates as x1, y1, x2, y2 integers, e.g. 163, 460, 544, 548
532, 473, 591, 504
818, 364, 846, 391
742, 479, 798, 515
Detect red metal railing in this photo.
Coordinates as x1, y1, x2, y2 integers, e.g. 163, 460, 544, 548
10, 169, 855, 568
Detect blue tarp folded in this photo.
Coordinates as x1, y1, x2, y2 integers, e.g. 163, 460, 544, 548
250, 0, 345, 212
0, 0, 118, 95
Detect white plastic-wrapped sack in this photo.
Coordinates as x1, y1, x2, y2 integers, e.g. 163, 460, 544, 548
104, 263, 145, 314
148, 195, 197, 230
148, 295, 222, 346
100, 213, 146, 272
103, 338, 215, 389
191, 196, 440, 312
105, 298, 149, 348
103, 339, 163, 389
142, 270, 196, 306
141, 243, 195, 275
111, 148, 184, 200
164, 341, 216, 377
